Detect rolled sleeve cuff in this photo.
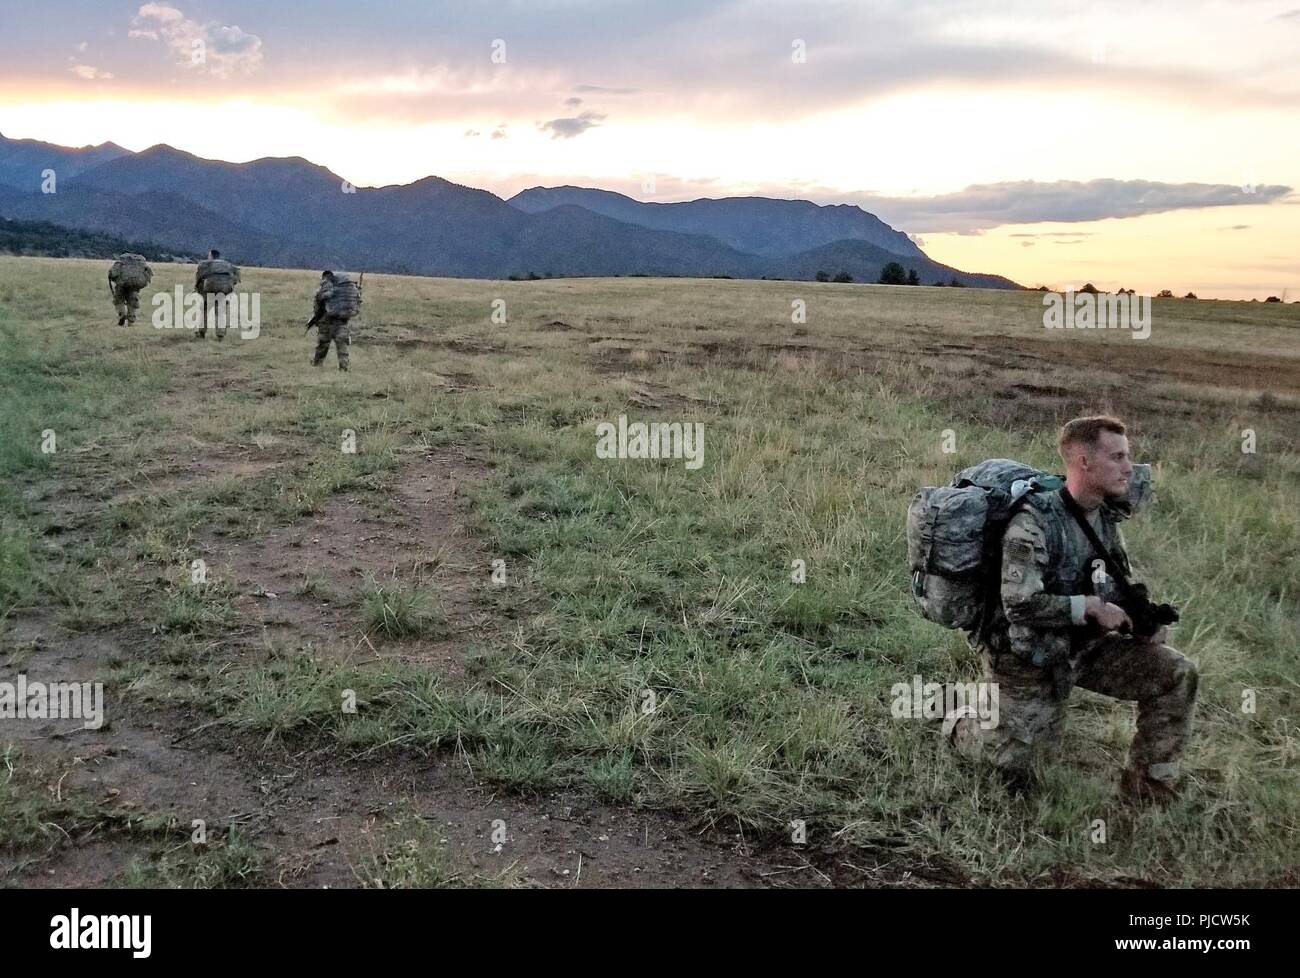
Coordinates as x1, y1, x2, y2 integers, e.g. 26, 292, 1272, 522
1069, 594, 1088, 626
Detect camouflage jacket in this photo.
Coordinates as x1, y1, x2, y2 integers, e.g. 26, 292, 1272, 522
313, 280, 334, 321
194, 259, 240, 292
984, 489, 1133, 668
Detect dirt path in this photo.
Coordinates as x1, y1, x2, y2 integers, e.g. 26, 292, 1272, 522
1, 682, 824, 888
4, 438, 873, 889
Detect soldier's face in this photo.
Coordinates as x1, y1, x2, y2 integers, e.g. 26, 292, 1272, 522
1086, 431, 1134, 499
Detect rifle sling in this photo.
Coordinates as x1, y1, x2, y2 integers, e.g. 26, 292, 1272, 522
1059, 487, 1137, 603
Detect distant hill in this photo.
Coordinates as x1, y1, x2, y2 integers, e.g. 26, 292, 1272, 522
0, 131, 129, 192
772, 238, 1016, 289
0, 132, 1020, 288
493, 204, 765, 278
509, 185, 927, 260
0, 216, 183, 262
0, 182, 321, 269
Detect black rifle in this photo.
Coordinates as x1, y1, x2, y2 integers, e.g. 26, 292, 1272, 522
1060, 488, 1179, 638
304, 313, 320, 334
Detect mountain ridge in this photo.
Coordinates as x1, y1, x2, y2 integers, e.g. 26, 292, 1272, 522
0, 132, 1019, 288
509, 184, 928, 261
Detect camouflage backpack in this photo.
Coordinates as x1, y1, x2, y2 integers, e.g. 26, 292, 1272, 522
197, 258, 239, 294
906, 459, 1153, 633
110, 254, 152, 290
907, 460, 1059, 632
318, 274, 361, 321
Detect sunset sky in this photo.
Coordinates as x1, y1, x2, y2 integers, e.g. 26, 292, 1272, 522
2, 0, 1298, 298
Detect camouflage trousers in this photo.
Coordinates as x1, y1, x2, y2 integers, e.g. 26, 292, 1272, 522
112, 285, 141, 325
951, 636, 1199, 786
312, 317, 350, 370
196, 291, 234, 338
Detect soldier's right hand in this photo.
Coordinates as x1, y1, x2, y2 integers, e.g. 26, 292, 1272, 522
1085, 596, 1132, 633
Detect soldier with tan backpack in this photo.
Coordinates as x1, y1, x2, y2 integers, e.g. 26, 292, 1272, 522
905, 417, 1194, 802
194, 249, 241, 340
306, 270, 362, 371
107, 253, 152, 326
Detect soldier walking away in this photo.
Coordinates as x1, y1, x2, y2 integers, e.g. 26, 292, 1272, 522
194, 249, 241, 340
945, 416, 1197, 803
107, 253, 152, 326
306, 270, 361, 371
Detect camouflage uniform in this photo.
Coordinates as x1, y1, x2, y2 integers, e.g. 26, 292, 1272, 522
107, 254, 150, 325
311, 285, 351, 371
110, 283, 141, 325
950, 490, 1198, 791
195, 258, 240, 339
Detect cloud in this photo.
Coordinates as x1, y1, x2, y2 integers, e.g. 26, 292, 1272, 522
564, 96, 583, 107
132, 3, 263, 78
572, 85, 641, 95
525, 3, 1300, 123
209, 25, 261, 59
853, 179, 1295, 233
90, 1, 1293, 127
463, 124, 509, 140
70, 64, 114, 81
1009, 231, 1098, 238
537, 111, 606, 139
328, 65, 566, 126
137, 3, 183, 22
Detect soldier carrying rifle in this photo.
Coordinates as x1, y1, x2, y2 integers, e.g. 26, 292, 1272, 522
306, 270, 361, 371
947, 416, 1196, 802
908, 416, 1196, 803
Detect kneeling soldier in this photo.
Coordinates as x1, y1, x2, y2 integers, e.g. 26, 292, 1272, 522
949, 416, 1198, 803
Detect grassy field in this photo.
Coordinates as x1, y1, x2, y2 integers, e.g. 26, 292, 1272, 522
1, 254, 1297, 887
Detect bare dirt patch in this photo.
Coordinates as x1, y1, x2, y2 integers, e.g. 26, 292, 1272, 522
432, 371, 480, 391
264, 753, 844, 889
624, 380, 715, 411
435, 339, 507, 356
111, 450, 289, 505
970, 333, 1300, 398
588, 343, 681, 373
2, 622, 856, 889
195, 449, 496, 674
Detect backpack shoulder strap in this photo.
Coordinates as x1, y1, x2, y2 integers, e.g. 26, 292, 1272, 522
974, 491, 1038, 643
